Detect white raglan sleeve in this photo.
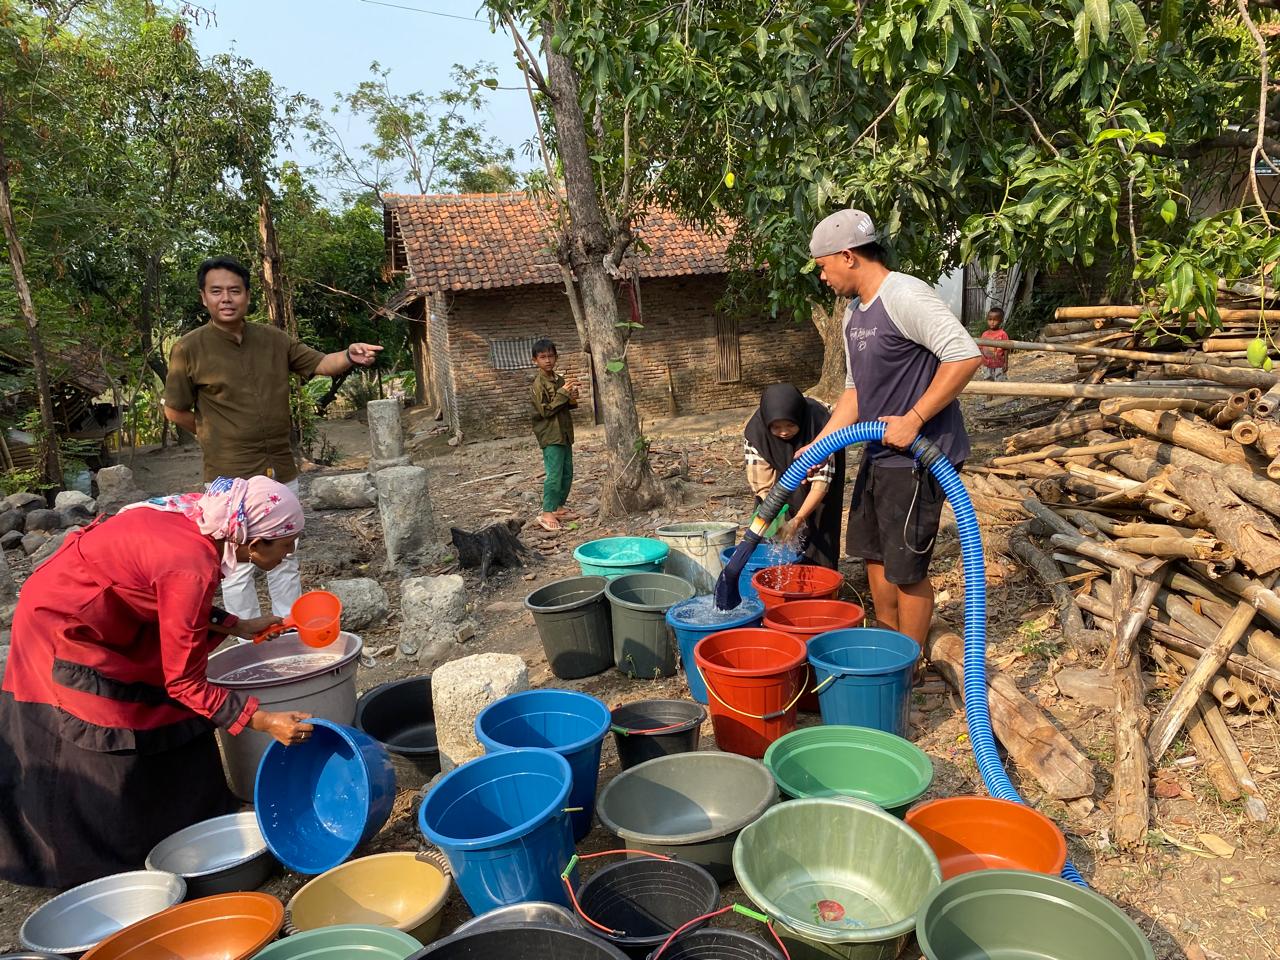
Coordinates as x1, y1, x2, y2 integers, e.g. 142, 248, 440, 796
843, 302, 857, 389
880, 274, 981, 362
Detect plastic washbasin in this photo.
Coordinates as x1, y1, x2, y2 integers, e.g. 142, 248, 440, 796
574, 537, 669, 579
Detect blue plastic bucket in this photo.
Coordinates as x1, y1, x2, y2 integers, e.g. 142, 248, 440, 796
665, 596, 765, 703
718, 544, 801, 605
418, 748, 577, 916
807, 628, 921, 737
574, 537, 670, 579
474, 690, 610, 841
255, 719, 396, 875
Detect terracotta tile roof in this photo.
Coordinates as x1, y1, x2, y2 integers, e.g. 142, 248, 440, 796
383, 192, 730, 294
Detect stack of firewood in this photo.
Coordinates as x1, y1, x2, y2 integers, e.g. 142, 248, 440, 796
967, 302, 1280, 848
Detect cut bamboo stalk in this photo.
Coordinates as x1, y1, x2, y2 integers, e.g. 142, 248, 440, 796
978, 337, 1195, 364
1047, 532, 1166, 577
1109, 409, 1250, 465
1147, 601, 1256, 762
1110, 567, 1149, 848
1254, 381, 1280, 419
1165, 647, 1241, 710
1228, 675, 1271, 712
1198, 697, 1269, 822
990, 439, 1137, 468
1213, 394, 1249, 427
1230, 418, 1260, 445
1005, 415, 1110, 452
1009, 524, 1090, 651
1108, 570, 1166, 670
1204, 337, 1280, 353
1041, 318, 1128, 337
1056, 510, 1200, 540
1055, 306, 1280, 321
1165, 464, 1280, 574
1099, 397, 1212, 416
1255, 421, 1280, 458
1248, 386, 1265, 404
1110, 537, 1230, 561
1154, 629, 1280, 693
1211, 569, 1280, 630
1268, 453, 1280, 481
1148, 645, 1242, 802
964, 380, 1231, 401
1161, 364, 1279, 389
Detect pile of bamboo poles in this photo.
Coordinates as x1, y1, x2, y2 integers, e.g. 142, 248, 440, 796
967, 302, 1280, 847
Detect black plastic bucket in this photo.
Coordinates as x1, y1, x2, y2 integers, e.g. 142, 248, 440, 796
609, 700, 706, 771
527, 576, 615, 679
576, 859, 720, 960
647, 929, 785, 960
353, 676, 439, 791
412, 923, 629, 959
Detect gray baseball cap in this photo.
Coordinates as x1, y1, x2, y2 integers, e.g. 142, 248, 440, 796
808, 208, 878, 258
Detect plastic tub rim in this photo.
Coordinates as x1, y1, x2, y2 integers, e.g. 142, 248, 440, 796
904, 796, 1069, 876
913, 868, 1155, 960
422, 921, 632, 960
285, 851, 450, 936
19, 870, 187, 955
525, 575, 610, 614
595, 751, 779, 847
692, 628, 808, 678
732, 795, 941, 944
807, 627, 922, 676
475, 689, 612, 757
574, 537, 671, 567
254, 922, 423, 956
609, 699, 706, 737
605, 573, 696, 612
77, 891, 284, 959
354, 676, 439, 761
207, 631, 364, 690
763, 724, 934, 811
576, 858, 720, 952
143, 811, 270, 881
665, 595, 764, 633
418, 747, 573, 852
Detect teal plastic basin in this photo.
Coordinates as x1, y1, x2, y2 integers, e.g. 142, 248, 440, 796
574, 537, 669, 579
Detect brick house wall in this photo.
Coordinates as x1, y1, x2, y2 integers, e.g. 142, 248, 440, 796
433, 275, 823, 438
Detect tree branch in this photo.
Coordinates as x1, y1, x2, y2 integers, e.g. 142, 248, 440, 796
505, 15, 550, 97
1238, 0, 1276, 226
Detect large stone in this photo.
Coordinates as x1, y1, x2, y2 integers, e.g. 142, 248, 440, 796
59, 505, 94, 528
325, 577, 389, 631
21, 532, 48, 555
311, 473, 378, 510
400, 574, 476, 662
54, 490, 96, 512
0, 510, 23, 538
430, 653, 528, 772
0, 531, 22, 551
24, 509, 61, 533
4, 492, 44, 513
94, 464, 148, 514
366, 399, 407, 467
375, 466, 435, 567
0, 548, 14, 603
31, 529, 70, 568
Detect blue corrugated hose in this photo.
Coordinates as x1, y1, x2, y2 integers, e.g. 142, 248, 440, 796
714, 420, 1087, 887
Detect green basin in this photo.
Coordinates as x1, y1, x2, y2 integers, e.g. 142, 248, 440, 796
254, 923, 422, 959
916, 870, 1156, 960
763, 725, 932, 817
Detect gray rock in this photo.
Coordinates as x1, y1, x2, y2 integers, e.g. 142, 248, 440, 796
310, 473, 378, 510
54, 490, 95, 512
0, 549, 14, 604
0, 510, 24, 538
0, 531, 22, 551
4, 492, 44, 513
430, 653, 528, 772
366, 399, 405, 464
0, 602, 14, 627
94, 464, 136, 497
31, 529, 70, 568
375, 466, 435, 568
24, 509, 62, 533
400, 574, 475, 662
325, 578, 389, 630
21, 532, 48, 555
59, 505, 95, 528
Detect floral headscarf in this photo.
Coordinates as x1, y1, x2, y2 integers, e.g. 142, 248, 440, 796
120, 476, 304, 576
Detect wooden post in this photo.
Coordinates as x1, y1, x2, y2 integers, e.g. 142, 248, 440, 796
1110, 568, 1150, 847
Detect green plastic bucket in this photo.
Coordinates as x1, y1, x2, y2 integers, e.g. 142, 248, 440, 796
655, 522, 738, 594
916, 870, 1156, 960
525, 576, 614, 679
763, 725, 932, 818
575, 537, 670, 579
605, 573, 696, 679
733, 796, 942, 960
254, 923, 422, 958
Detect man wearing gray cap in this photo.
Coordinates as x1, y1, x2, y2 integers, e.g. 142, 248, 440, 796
800, 209, 981, 646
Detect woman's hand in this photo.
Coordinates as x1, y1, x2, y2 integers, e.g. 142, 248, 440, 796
781, 516, 807, 542
232, 615, 284, 641
250, 710, 314, 746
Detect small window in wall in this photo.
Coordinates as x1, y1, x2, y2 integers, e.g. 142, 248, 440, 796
716, 316, 741, 383
490, 337, 539, 371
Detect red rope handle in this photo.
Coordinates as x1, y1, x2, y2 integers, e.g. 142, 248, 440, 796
649, 904, 792, 960
560, 849, 674, 935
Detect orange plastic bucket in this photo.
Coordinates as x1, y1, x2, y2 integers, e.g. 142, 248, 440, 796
904, 796, 1068, 880
762, 599, 866, 712
693, 628, 808, 758
751, 565, 844, 611
253, 591, 343, 648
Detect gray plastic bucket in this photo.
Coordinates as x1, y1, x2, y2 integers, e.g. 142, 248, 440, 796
605, 574, 695, 679
655, 523, 738, 595
526, 576, 614, 679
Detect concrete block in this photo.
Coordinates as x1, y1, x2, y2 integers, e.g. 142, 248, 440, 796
430, 652, 528, 772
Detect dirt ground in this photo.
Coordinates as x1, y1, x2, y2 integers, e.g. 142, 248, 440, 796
2, 358, 1278, 958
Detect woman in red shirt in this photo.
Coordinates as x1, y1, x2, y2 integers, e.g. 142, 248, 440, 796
0, 476, 313, 888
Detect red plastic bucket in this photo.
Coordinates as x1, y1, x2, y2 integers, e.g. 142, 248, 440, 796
751, 565, 844, 611
762, 600, 866, 712
693, 628, 808, 758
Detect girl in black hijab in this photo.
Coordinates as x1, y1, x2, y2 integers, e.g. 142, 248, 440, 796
743, 384, 846, 569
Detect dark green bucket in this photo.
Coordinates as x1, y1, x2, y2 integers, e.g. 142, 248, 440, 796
526, 576, 614, 679
763, 725, 932, 818
916, 869, 1156, 960
605, 573, 695, 680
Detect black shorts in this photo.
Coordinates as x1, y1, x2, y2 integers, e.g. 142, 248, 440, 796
845, 458, 948, 585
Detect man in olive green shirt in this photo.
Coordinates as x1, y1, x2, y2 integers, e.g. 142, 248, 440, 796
163, 255, 381, 618
530, 338, 578, 532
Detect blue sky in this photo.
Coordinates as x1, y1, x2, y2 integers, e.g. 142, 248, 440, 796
194, 0, 539, 195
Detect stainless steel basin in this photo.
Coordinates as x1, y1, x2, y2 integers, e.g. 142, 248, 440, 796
20, 870, 186, 955
145, 811, 276, 899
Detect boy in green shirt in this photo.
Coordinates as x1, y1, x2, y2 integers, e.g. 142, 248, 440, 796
530, 338, 579, 531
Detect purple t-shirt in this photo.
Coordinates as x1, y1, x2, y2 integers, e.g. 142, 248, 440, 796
844, 272, 980, 467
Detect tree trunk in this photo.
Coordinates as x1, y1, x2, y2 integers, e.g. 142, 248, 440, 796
0, 125, 61, 487
811, 297, 849, 403
541, 14, 661, 516
139, 252, 168, 383
258, 186, 288, 330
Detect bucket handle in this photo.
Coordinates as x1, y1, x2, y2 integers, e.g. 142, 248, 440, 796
610, 720, 691, 737
703, 666, 810, 721
650, 903, 792, 960
560, 849, 673, 937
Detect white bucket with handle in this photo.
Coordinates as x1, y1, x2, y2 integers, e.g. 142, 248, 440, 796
654, 522, 739, 595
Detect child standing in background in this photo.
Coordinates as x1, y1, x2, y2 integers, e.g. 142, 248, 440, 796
979, 307, 1010, 380
530, 337, 579, 532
